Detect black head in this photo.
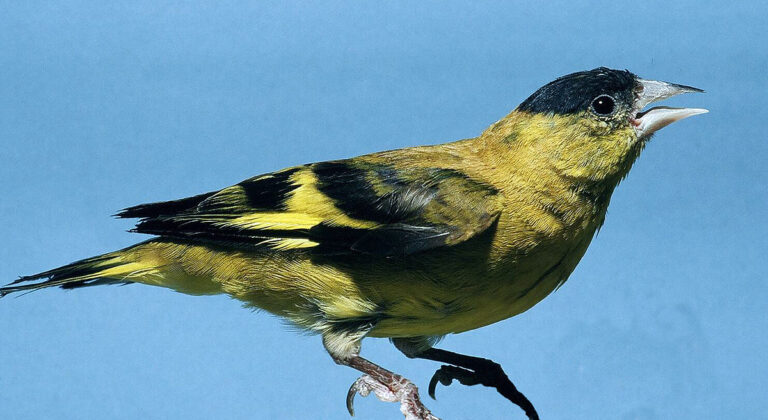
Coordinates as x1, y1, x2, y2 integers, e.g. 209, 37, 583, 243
517, 67, 638, 116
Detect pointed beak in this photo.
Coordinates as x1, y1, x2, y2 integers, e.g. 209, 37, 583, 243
632, 78, 708, 139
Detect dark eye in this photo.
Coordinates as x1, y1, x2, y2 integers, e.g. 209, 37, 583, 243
591, 95, 615, 116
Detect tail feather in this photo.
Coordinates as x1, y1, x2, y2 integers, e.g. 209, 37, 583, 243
1, 252, 134, 298
2, 240, 224, 298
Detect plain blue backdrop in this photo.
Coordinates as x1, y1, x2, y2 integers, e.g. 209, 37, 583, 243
1, 2, 765, 419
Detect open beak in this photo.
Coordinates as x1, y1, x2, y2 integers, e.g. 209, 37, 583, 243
631, 79, 708, 139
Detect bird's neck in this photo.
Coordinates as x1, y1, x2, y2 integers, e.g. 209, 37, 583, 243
475, 111, 643, 189
464, 111, 645, 237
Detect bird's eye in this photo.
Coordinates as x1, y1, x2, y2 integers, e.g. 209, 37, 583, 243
591, 95, 615, 116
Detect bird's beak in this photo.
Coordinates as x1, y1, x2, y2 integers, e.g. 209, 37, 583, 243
631, 78, 708, 139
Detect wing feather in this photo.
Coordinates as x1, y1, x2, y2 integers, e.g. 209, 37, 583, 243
118, 158, 501, 257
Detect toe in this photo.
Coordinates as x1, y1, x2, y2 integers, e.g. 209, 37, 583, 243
346, 374, 401, 416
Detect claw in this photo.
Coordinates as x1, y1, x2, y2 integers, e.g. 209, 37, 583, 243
347, 374, 397, 416
428, 365, 479, 399
346, 381, 357, 416
425, 362, 539, 420
427, 371, 440, 399
345, 374, 440, 420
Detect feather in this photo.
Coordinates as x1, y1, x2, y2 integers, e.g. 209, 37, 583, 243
118, 157, 502, 257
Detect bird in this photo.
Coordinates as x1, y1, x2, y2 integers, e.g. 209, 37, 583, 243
1, 67, 707, 419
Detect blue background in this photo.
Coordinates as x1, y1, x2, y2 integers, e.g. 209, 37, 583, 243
1, 2, 765, 419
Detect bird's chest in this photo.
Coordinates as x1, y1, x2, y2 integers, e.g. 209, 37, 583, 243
489, 200, 603, 298
371, 211, 601, 338
369, 175, 609, 338
445, 198, 605, 328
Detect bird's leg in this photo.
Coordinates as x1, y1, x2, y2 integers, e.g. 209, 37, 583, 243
332, 354, 439, 420
323, 334, 438, 420
409, 346, 539, 420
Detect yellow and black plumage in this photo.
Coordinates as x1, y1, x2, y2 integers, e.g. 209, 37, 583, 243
1, 67, 707, 420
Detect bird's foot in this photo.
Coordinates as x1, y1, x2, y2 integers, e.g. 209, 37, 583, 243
428, 362, 539, 420
347, 374, 440, 420
428, 365, 482, 397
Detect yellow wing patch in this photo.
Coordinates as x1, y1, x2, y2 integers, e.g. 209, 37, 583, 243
282, 169, 381, 229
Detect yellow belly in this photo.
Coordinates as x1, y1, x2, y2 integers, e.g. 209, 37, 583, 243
113, 213, 597, 339
367, 235, 594, 337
